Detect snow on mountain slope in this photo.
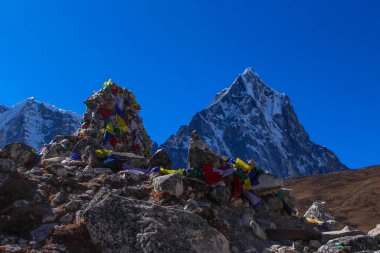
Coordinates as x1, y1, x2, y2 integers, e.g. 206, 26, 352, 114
0, 98, 81, 150
162, 67, 348, 178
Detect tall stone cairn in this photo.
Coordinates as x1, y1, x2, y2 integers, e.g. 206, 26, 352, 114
77, 80, 151, 157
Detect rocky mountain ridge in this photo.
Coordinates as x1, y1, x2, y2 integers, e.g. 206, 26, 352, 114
0, 98, 81, 150
162, 68, 348, 178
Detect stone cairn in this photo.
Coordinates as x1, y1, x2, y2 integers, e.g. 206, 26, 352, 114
78, 79, 151, 157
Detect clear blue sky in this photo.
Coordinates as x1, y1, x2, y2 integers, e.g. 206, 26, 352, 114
0, 0, 379, 169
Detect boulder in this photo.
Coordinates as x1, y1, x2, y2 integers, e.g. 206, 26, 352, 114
81, 188, 230, 253
71, 137, 98, 156
251, 173, 284, 196
153, 173, 184, 198
40, 157, 66, 167
321, 226, 366, 243
0, 143, 38, 168
45, 164, 67, 177
317, 235, 380, 253
188, 130, 227, 169
81, 145, 103, 167
41, 142, 71, 160
0, 158, 16, 172
110, 152, 147, 168
147, 148, 172, 169
31, 223, 57, 243
304, 201, 334, 222
368, 224, 380, 242
250, 220, 267, 240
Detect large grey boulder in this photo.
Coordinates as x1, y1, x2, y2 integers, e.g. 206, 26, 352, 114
0, 143, 37, 168
0, 158, 16, 172
317, 235, 380, 253
304, 201, 334, 222
368, 224, 380, 242
81, 188, 230, 253
153, 173, 184, 198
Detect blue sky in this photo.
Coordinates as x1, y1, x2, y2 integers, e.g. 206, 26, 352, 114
0, 0, 379, 168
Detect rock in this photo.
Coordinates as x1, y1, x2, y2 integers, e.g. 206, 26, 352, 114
30, 223, 57, 243
266, 197, 284, 213
309, 240, 322, 249
188, 130, 227, 169
110, 152, 147, 168
40, 157, 66, 167
71, 137, 97, 156
251, 173, 284, 195
0, 159, 16, 172
209, 184, 231, 204
46, 164, 67, 177
93, 167, 113, 174
83, 165, 94, 174
51, 135, 79, 146
266, 228, 321, 241
147, 148, 172, 169
41, 142, 71, 160
59, 213, 73, 223
153, 173, 184, 198
64, 200, 82, 212
232, 198, 243, 208
317, 235, 380, 252
0, 143, 37, 168
53, 192, 66, 204
321, 226, 366, 243
0, 171, 37, 209
81, 145, 103, 167
184, 199, 201, 212
304, 201, 334, 222
277, 246, 300, 253
249, 220, 267, 240
11, 199, 29, 207
26, 167, 42, 176
368, 224, 380, 242
82, 188, 230, 253
109, 174, 121, 182
242, 209, 255, 226
0, 244, 22, 253
323, 220, 337, 231
42, 211, 59, 223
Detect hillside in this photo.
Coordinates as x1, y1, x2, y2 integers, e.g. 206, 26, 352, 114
286, 165, 380, 231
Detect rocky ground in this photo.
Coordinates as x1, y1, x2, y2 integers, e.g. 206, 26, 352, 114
0, 138, 379, 253
286, 165, 380, 232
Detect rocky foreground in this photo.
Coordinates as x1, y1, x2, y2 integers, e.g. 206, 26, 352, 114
0, 139, 379, 253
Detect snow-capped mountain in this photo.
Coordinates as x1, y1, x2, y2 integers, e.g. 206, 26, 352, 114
162, 68, 348, 178
0, 98, 81, 150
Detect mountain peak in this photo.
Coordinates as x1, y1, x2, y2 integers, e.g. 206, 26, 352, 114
163, 69, 347, 178
0, 99, 82, 150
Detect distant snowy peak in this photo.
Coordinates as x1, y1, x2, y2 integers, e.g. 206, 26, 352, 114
162, 67, 347, 178
0, 98, 81, 150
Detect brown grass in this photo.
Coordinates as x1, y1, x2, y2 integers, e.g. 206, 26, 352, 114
286, 165, 380, 231
45, 221, 101, 253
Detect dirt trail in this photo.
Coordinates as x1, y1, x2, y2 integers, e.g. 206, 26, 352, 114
285, 165, 380, 231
